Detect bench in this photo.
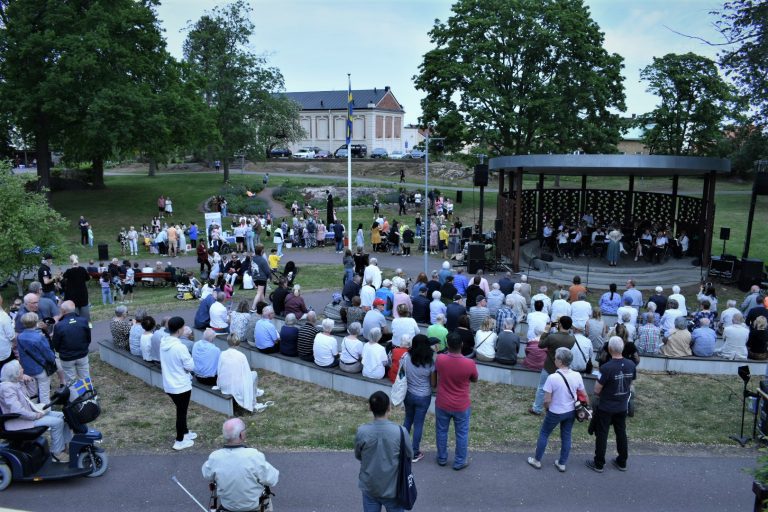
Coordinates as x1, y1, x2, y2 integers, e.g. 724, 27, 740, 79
97, 340, 234, 416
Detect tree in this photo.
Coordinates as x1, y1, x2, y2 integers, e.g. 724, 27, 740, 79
714, 0, 768, 127
0, 164, 67, 296
638, 52, 738, 156
253, 95, 304, 159
183, 0, 285, 181
414, 0, 626, 156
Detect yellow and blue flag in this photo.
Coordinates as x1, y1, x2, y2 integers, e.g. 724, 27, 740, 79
346, 77, 353, 145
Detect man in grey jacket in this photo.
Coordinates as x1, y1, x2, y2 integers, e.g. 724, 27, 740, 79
355, 391, 412, 511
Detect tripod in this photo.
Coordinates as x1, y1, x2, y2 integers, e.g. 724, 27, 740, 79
730, 366, 755, 447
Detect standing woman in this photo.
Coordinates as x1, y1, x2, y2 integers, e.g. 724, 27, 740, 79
61, 254, 91, 323
342, 248, 355, 285
527, 347, 586, 472
273, 223, 284, 257
371, 221, 381, 253
197, 240, 211, 274
429, 217, 439, 255
356, 223, 365, 250
448, 223, 461, 256
160, 317, 196, 451
402, 334, 434, 463
606, 225, 623, 267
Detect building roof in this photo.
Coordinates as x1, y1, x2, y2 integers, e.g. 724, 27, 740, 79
278, 88, 404, 113
489, 154, 731, 176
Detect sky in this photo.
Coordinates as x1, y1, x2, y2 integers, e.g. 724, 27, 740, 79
155, 0, 726, 125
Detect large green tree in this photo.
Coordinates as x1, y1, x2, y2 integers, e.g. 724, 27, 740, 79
638, 52, 738, 156
0, 164, 67, 295
714, 0, 768, 127
254, 95, 304, 159
183, 0, 285, 181
414, 0, 626, 155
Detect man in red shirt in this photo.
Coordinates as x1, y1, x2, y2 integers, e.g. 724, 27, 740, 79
433, 332, 478, 470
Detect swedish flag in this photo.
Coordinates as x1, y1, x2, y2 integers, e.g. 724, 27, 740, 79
346, 77, 353, 145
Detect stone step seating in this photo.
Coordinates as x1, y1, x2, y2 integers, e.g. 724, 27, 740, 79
97, 340, 234, 416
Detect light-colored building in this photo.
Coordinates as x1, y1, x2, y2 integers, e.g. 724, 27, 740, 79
618, 122, 649, 155
402, 124, 426, 153
280, 87, 405, 154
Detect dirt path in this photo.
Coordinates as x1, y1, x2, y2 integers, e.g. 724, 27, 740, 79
257, 186, 289, 217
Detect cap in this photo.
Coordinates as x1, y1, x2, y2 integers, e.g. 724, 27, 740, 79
373, 298, 386, 306
332, 292, 342, 304
476, 295, 486, 304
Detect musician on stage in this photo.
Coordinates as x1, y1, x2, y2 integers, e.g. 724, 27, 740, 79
591, 226, 607, 257
634, 228, 652, 262
650, 230, 668, 264
557, 228, 571, 260
671, 229, 689, 259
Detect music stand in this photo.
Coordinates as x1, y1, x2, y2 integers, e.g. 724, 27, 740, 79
730, 365, 755, 447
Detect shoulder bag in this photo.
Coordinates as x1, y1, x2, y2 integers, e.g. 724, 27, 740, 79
556, 371, 592, 423
397, 426, 417, 510
18, 341, 57, 377
390, 353, 408, 406
572, 340, 594, 374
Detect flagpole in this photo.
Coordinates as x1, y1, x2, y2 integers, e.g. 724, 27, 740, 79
346, 73, 353, 251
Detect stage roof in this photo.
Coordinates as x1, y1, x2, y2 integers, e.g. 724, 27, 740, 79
489, 154, 731, 176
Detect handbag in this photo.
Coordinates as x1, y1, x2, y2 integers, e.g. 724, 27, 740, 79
18, 341, 57, 376
556, 371, 592, 423
572, 340, 593, 374
390, 354, 408, 406
397, 427, 417, 510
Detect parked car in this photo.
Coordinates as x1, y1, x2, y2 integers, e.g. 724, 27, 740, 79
390, 151, 411, 160
334, 148, 348, 158
335, 144, 367, 158
314, 150, 332, 159
370, 148, 389, 159
410, 149, 426, 159
294, 148, 316, 159
269, 148, 291, 158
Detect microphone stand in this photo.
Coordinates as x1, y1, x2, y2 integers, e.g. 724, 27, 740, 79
730, 376, 755, 447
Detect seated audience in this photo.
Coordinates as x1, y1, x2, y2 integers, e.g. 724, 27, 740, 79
660, 299, 684, 338
297, 311, 319, 362
585, 307, 606, 353
456, 314, 475, 357
284, 285, 309, 319
150, 317, 170, 362
717, 313, 749, 360
279, 313, 300, 357
217, 333, 265, 414
550, 290, 571, 323
391, 304, 419, 348
129, 309, 147, 356
468, 295, 490, 332
486, 283, 505, 318
669, 285, 688, 316
719, 300, 741, 329
412, 287, 430, 324
345, 296, 365, 327
642, 301, 661, 327
429, 291, 447, 325
526, 300, 549, 343
474, 317, 498, 362
361, 327, 388, 379
495, 295, 518, 336
110, 305, 132, 351
693, 300, 717, 330
691, 318, 716, 357
140, 316, 156, 362
209, 292, 229, 334
392, 281, 412, 319
636, 313, 663, 354
522, 327, 547, 371
570, 324, 593, 372
647, 286, 667, 316
509, 283, 528, 322
570, 292, 592, 330
17, 312, 57, 405
748, 317, 768, 360
426, 314, 448, 352
229, 299, 251, 341
616, 297, 638, 326
192, 328, 221, 385
322, 292, 344, 327
599, 283, 622, 316
660, 316, 693, 357
313, 319, 339, 368
388, 335, 411, 383
445, 294, 466, 332
495, 317, 520, 365
339, 322, 364, 373
179, 326, 195, 353
269, 278, 290, 316
253, 306, 280, 354
194, 292, 216, 330
362, 299, 390, 341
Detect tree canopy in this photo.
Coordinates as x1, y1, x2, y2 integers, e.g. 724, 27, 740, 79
183, 0, 285, 181
414, 0, 626, 155
637, 52, 738, 156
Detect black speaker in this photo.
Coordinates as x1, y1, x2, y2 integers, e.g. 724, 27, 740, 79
468, 259, 485, 274
540, 253, 554, 262
719, 227, 730, 241
468, 243, 485, 260
755, 173, 768, 196
473, 164, 488, 187
456, 190, 463, 203
98, 244, 109, 261
739, 258, 765, 291
495, 219, 503, 232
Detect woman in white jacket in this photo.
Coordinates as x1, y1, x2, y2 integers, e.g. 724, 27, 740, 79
160, 316, 196, 451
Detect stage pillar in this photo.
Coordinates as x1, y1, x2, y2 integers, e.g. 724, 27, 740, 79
701, 171, 717, 267
580, 175, 587, 218
626, 175, 635, 226
671, 175, 679, 233
512, 167, 523, 272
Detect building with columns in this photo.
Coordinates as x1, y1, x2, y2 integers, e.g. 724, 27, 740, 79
279, 87, 405, 154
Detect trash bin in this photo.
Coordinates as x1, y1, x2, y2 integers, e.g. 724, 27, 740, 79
98, 244, 109, 261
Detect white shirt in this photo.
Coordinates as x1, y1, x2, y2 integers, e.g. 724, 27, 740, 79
660, 308, 684, 337
313, 332, 339, 366
209, 301, 229, 329
340, 336, 364, 364
720, 307, 741, 328
202, 446, 279, 512
719, 325, 749, 360
531, 293, 552, 315
360, 285, 376, 309
570, 334, 593, 372
526, 311, 549, 341
361, 342, 387, 379
668, 293, 688, 317
543, 369, 585, 414
474, 330, 497, 360
616, 305, 638, 326
140, 333, 153, 361
570, 300, 592, 329
0, 309, 15, 360
550, 299, 571, 322
391, 317, 419, 347
363, 265, 382, 289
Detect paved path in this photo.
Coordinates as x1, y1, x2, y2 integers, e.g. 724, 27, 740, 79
1, 450, 755, 511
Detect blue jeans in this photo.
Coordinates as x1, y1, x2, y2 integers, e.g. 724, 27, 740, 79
534, 409, 576, 464
531, 369, 549, 413
276, 242, 283, 257
101, 287, 113, 305
344, 268, 354, 285
362, 491, 403, 512
403, 392, 431, 454
435, 406, 470, 468
336, 238, 344, 251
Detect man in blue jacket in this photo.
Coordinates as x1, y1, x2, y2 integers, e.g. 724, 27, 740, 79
51, 301, 91, 382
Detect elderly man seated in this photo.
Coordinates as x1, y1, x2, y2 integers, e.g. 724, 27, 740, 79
486, 283, 505, 318
0, 360, 72, 462
209, 292, 230, 334
660, 316, 692, 357
716, 313, 749, 360
691, 318, 716, 357
217, 333, 266, 414
719, 300, 742, 330
253, 306, 280, 354
192, 328, 221, 386
660, 299, 684, 338
313, 319, 340, 368
636, 313, 663, 354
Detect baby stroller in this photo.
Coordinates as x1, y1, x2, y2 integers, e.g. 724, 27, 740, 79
270, 261, 298, 287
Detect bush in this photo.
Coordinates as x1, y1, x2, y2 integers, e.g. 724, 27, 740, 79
218, 181, 267, 215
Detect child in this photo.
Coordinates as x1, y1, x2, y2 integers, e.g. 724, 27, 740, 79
88, 226, 94, 247
140, 316, 156, 362
268, 247, 281, 271
99, 272, 113, 305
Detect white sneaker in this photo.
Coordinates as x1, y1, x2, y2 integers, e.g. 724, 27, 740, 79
184, 432, 198, 441
173, 439, 194, 451
256, 388, 265, 398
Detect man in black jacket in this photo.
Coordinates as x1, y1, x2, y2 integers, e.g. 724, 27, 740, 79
52, 301, 91, 381
269, 279, 290, 317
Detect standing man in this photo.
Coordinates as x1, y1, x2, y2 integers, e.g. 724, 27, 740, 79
0, 295, 15, 372
586, 336, 636, 473
263, 172, 269, 186
326, 190, 334, 227
51, 301, 91, 381
38, 253, 58, 302
203, 418, 279, 512
78, 216, 89, 246
188, 222, 198, 249
399, 168, 405, 183
333, 219, 345, 253
355, 391, 412, 511
530, 316, 576, 416
434, 332, 478, 470
622, 279, 643, 308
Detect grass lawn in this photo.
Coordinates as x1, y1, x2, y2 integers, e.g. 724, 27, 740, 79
89, 352, 745, 454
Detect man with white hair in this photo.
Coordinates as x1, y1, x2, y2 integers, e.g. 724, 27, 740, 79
253, 306, 280, 353
209, 292, 229, 333
202, 418, 279, 512
668, 285, 687, 317
741, 285, 763, 314
508, 283, 528, 322
531, 285, 552, 316
691, 318, 716, 357
622, 279, 643, 308
439, 261, 452, 285
486, 283, 505, 317
720, 300, 742, 329
375, 279, 395, 317
360, 276, 376, 310
363, 257, 382, 289
392, 280, 412, 318
218, 333, 265, 413
647, 286, 667, 316
495, 295, 517, 334
51, 300, 91, 381
518, 274, 532, 304
550, 290, 571, 323
616, 297, 638, 326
